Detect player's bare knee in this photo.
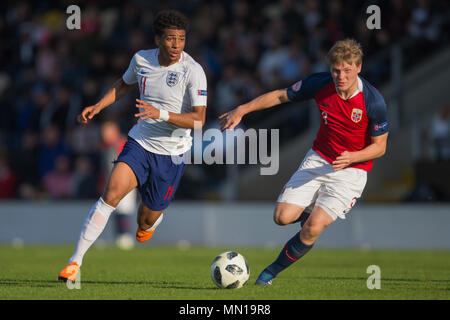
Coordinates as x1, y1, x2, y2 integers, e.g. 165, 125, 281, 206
273, 204, 301, 225
102, 188, 123, 207
302, 221, 325, 239
273, 214, 290, 226
300, 227, 318, 243
273, 209, 289, 225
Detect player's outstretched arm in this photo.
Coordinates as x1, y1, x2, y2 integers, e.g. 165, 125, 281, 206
219, 89, 289, 131
78, 79, 137, 124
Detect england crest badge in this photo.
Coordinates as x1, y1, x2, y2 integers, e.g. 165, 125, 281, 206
351, 108, 363, 123
166, 71, 181, 87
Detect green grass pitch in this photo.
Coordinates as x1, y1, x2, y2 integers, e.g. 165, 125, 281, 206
0, 245, 449, 300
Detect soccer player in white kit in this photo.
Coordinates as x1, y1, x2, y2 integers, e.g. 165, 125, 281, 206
58, 10, 207, 282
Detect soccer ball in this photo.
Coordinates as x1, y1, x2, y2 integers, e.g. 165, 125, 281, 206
210, 251, 250, 289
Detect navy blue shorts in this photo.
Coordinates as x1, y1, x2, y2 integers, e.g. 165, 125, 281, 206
115, 137, 185, 211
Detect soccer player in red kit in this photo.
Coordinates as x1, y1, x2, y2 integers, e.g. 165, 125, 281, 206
219, 39, 389, 285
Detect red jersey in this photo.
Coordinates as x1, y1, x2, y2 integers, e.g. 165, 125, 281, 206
287, 72, 388, 171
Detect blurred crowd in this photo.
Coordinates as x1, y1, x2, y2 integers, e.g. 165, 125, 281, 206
0, 0, 449, 200
406, 103, 450, 202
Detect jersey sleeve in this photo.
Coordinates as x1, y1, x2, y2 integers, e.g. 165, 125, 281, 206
367, 100, 389, 136
286, 72, 332, 102
187, 64, 207, 107
122, 53, 138, 85
363, 84, 389, 136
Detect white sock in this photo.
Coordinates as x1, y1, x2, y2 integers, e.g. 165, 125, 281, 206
146, 213, 164, 231
69, 197, 115, 266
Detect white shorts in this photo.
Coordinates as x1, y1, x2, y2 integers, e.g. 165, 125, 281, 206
277, 149, 367, 220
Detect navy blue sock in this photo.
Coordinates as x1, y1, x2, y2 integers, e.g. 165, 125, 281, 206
266, 232, 314, 277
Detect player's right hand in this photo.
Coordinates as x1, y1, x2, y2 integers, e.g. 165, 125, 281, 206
77, 105, 101, 124
219, 108, 243, 131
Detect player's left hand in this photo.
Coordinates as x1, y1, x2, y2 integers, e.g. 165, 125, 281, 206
218, 108, 243, 131
135, 99, 160, 120
332, 151, 354, 171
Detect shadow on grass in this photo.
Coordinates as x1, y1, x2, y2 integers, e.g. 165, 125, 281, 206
0, 278, 216, 290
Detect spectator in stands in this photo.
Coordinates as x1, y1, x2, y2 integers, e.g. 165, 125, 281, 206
431, 104, 450, 161
13, 130, 40, 199
38, 124, 69, 178
0, 147, 17, 199
42, 154, 73, 199
70, 155, 97, 199
0, 0, 448, 201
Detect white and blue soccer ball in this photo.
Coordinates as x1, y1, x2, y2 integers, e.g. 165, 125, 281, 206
210, 251, 250, 289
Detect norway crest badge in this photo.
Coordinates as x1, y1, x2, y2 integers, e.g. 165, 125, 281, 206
166, 71, 181, 87
351, 108, 363, 123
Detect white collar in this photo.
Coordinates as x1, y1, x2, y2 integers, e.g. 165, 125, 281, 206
155, 48, 184, 67
337, 76, 363, 100
347, 76, 363, 99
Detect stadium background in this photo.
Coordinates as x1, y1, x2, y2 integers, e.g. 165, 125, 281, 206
0, 0, 449, 249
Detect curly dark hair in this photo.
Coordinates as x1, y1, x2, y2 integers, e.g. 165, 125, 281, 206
153, 10, 189, 37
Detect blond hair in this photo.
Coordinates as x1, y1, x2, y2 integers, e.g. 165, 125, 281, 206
326, 39, 363, 67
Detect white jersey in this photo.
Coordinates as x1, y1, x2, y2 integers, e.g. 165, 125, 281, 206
122, 48, 207, 155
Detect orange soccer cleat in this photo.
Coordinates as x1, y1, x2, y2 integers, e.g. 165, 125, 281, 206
58, 262, 79, 282
135, 227, 155, 243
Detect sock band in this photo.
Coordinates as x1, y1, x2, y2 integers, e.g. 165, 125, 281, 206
266, 232, 314, 276
284, 243, 299, 262
98, 197, 116, 213
288, 232, 314, 259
